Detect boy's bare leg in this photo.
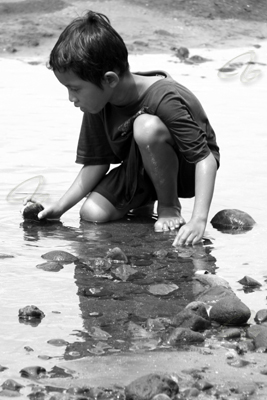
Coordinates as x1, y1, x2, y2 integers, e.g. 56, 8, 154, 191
133, 114, 185, 232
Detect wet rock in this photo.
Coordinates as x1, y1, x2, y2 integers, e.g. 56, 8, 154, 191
36, 261, 63, 272
209, 297, 251, 325
47, 339, 69, 347
218, 328, 241, 340
185, 301, 209, 321
89, 258, 112, 275
148, 283, 179, 296
125, 373, 179, 400
193, 379, 213, 391
87, 326, 111, 340
48, 366, 73, 378
152, 394, 171, 400
111, 264, 139, 281
172, 309, 211, 331
193, 274, 231, 290
146, 317, 172, 332
238, 275, 262, 287
152, 249, 169, 259
255, 309, 267, 324
1, 379, 24, 391
18, 305, 45, 321
197, 286, 236, 304
20, 366, 46, 379
167, 327, 205, 346
173, 46, 189, 61
127, 321, 153, 340
210, 209, 256, 232
237, 339, 255, 353
24, 346, 34, 352
247, 325, 267, 349
105, 247, 128, 263
21, 201, 44, 221
0, 365, 8, 372
41, 250, 77, 263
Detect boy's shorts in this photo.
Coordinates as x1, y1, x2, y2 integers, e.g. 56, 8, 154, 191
93, 151, 196, 210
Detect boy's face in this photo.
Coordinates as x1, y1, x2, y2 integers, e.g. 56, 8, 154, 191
54, 70, 113, 114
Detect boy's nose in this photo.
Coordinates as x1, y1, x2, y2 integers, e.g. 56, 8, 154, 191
68, 91, 77, 103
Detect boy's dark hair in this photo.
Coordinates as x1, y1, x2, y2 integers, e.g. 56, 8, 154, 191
49, 11, 129, 88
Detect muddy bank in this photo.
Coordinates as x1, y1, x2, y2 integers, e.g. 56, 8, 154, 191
0, 0, 267, 60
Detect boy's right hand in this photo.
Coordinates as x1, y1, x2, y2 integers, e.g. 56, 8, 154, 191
38, 202, 63, 220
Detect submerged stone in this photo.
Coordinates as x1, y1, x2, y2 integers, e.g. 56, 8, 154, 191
21, 201, 44, 221
105, 247, 128, 263
41, 250, 77, 263
36, 261, 63, 272
210, 209, 256, 232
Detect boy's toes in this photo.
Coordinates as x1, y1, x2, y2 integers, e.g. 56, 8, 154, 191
154, 219, 179, 232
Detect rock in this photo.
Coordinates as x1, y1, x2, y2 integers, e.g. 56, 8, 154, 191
210, 209, 256, 232
152, 394, 171, 400
41, 250, 77, 263
1, 379, 24, 391
125, 373, 179, 400
247, 325, 267, 349
217, 328, 241, 340
18, 305, 45, 320
194, 274, 231, 289
238, 275, 262, 287
47, 339, 69, 347
174, 46, 189, 61
197, 286, 236, 304
148, 283, 179, 296
105, 247, 128, 263
209, 297, 251, 325
36, 261, 63, 272
255, 309, 267, 324
167, 327, 205, 346
185, 301, 210, 321
21, 201, 44, 221
111, 264, 138, 281
19, 366, 46, 379
172, 309, 210, 331
0, 365, 8, 372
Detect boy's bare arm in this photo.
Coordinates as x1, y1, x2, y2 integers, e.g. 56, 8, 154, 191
38, 164, 109, 220
173, 152, 217, 246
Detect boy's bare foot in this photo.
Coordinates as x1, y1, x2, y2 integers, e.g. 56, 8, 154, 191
154, 205, 185, 232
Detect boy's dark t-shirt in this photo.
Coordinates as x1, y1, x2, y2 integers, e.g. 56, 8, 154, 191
76, 70, 220, 206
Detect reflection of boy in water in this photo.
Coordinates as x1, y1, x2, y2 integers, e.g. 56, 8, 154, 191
38, 11, 220, 246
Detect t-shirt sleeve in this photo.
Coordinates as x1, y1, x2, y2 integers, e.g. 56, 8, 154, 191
155, 91, 212, 164
76, 112, 121, 165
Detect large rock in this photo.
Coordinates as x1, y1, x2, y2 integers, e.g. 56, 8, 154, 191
210, 209, 256, 232
125, 373, 179, 400
209, 297, 251, 325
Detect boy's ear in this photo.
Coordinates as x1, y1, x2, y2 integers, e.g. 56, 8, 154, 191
103, 72, 119, 88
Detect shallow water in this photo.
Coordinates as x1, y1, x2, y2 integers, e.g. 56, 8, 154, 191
1, 45, 267, 388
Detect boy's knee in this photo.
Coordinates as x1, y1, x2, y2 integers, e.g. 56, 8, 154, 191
133, 114, 171, 146
80, 197, 108, 223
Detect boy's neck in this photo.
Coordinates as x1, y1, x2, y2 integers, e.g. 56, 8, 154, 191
110, 71, 140, 107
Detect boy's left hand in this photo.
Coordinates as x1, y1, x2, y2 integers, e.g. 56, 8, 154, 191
172, 217, 206, 246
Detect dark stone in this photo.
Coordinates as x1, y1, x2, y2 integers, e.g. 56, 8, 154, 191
247, 325, 267, 349
18, 305, 45, 320
255, 309, 267, 324
125, 373, 179, 400
217, 328, 241, 340
210, 297, 251, 325
105, 247, 128, 263
238, 275, 262, 287
167, 327, 205, 346
22, 201, 44, 221
172, 309, 210, 331
185, 301, 210, 321
20, 366, 46, 379
210, 209, 256, 232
